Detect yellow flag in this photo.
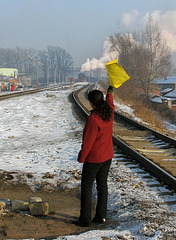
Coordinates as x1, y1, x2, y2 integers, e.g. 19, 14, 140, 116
106, 59, 130, 88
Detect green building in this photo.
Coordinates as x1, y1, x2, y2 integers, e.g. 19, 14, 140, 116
0, 68, 18, 78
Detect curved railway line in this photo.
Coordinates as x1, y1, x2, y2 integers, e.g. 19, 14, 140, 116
0, 86, 61, 100
72, 84, 176, 194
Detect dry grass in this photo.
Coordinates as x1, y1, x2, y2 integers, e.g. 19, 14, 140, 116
99, 80, 175, 137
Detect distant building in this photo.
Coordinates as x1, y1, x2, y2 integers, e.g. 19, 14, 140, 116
72, 67, 81, 80
153, 76, 176, 90
0, 68, 18, 78
151, 76, 176, 110
0, 68, 20, 91
0, 76, 19, 92
160, 88, 173, 96
18, 73, 32, 87
164, 89, 176, 98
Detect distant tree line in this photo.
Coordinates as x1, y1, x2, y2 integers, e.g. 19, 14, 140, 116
0, 46, 74, 85
108, 16, 172, 98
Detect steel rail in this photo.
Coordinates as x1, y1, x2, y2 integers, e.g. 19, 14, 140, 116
113, 136, 176, 191
0, 86, 58, 100
114, 111, 176, 147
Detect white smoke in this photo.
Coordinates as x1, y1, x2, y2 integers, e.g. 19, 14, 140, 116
121, 10, 176, 53
81, 38, 119, 72
150, 10, 176, 53
81, 10, 176, 72
121, 9, 140, 27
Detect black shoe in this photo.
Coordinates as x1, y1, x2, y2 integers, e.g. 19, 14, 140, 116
92, 217, 107, 224
72, 219, 91, 227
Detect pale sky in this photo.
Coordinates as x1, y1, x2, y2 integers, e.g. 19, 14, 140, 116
1, 0, 176, 67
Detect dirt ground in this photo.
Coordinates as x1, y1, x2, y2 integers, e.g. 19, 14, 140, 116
0, 172, 99, 240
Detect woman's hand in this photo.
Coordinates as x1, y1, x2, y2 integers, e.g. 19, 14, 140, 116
107, 85, 113, 93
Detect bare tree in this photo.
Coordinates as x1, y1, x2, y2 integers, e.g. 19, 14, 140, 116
141, 15, 171, 97
0, 48, 16, 68
38, 49, 49, 82
38, 46, 73, 83
0, 47, 37, 76
108, 16, 171, 98
0, 45, 73, 85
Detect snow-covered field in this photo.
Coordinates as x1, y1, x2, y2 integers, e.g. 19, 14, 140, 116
0, 83, 176, 240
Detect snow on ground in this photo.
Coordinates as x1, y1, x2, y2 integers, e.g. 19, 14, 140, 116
0, 87, 83, 191
164, 121, 176, 133
1, 84, 176, 239
114, 100, 150, 126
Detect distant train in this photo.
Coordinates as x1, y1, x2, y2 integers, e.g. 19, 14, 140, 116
78, 73, 98, 83
78, 73, 86, 81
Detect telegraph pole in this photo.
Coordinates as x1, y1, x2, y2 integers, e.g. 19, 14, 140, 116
62, 71, 64, 83
47, 67, 49, 86
59, 70, 60, 85
36, 60, 39, 87
54, 68, 56, 85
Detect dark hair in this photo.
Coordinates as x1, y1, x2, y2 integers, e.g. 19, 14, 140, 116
88, 90, 113, 121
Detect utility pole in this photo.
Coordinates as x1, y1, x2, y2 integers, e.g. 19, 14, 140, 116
59, 70, 60, 85
47, 67, 49, 86
54, 68, 56, 85
36, 60, 39, 87
62, 71, 64, 83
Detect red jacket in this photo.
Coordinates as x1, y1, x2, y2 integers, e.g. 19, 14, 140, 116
77, 93, 115, 163
11, 84, 15, 91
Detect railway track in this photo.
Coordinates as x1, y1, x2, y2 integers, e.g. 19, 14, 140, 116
0, 86, 63, 100
72, 84, 176, 195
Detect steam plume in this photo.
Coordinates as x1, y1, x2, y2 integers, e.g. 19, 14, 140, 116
81, 38, 119, 72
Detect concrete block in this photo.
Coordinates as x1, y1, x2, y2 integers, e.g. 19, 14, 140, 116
29, 201, 50, 216
11, 200, 29, 211
0, 199, 10, 205
0, 201, 6, 208
29, 197, 42, 203
0, 201, 6, 214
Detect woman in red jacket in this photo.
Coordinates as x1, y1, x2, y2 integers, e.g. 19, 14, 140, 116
74, 85, 114, 227
11, 84, 15, 91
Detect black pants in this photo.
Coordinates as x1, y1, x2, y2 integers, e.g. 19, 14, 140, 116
79, 159, 112, 223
